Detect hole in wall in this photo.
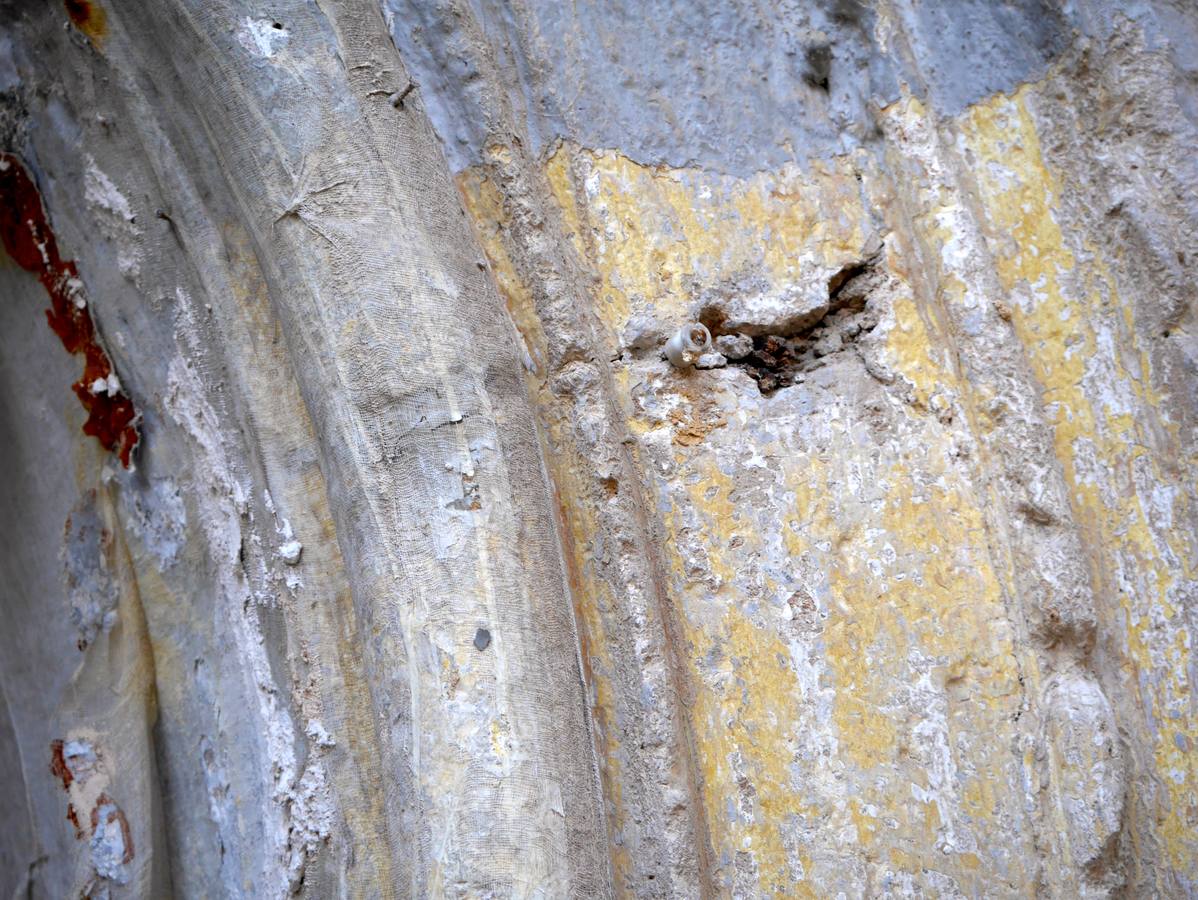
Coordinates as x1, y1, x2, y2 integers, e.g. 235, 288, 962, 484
712, 255, 884, 394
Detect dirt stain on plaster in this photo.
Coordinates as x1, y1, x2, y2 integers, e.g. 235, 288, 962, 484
50, 739, 136, 888
64, 0, 107, 44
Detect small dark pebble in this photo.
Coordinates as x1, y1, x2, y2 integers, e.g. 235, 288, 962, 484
473, 627, 491, 651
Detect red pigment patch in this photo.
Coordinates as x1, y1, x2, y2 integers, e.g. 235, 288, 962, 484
0, 154, 138, 466
67, 803, 84, 838
50, 739, 73, 789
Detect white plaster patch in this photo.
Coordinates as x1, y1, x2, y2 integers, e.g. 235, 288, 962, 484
88, 373, 122, 396
120, 477, 187, 569
84, 162, 135, 224
238, 18, 290, 59
908, 666, 964, 855
89, 798, 132, 885
166, 350, 314, 895
278, 538, 303, 566
305, 719, 335, 748
83, 157, 142, 279
285, 758, 333, 891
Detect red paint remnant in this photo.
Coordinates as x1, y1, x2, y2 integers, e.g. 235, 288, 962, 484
0, 154, 138, 465
90, 793, 134, 863
67, 803, 84, 838
50, 739, 73, 789
64, 0, 107, 42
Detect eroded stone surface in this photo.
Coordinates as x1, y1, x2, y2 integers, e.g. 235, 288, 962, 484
0, 1, 1195, 897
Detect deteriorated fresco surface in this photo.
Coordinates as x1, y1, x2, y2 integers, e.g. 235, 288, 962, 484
0, 0, 1196, 897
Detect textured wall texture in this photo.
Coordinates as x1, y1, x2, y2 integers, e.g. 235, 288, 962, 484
0, 0, 1196, 897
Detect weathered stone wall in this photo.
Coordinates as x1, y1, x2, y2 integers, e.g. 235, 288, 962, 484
0, 0, 1195, 897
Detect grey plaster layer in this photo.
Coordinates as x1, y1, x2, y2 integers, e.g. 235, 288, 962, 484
384, 0, 902, 174
892, 0, 1072, 113
382, 0, 1102, 174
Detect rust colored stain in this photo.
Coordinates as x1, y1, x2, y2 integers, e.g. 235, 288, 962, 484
64, 0, 107, 42
90, 793, 134, 863
66, 803, 84, 838
50, 739, 73, 789
0, 154, 138, 465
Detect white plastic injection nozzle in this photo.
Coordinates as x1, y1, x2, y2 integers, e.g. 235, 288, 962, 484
664, 322, 712, 368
